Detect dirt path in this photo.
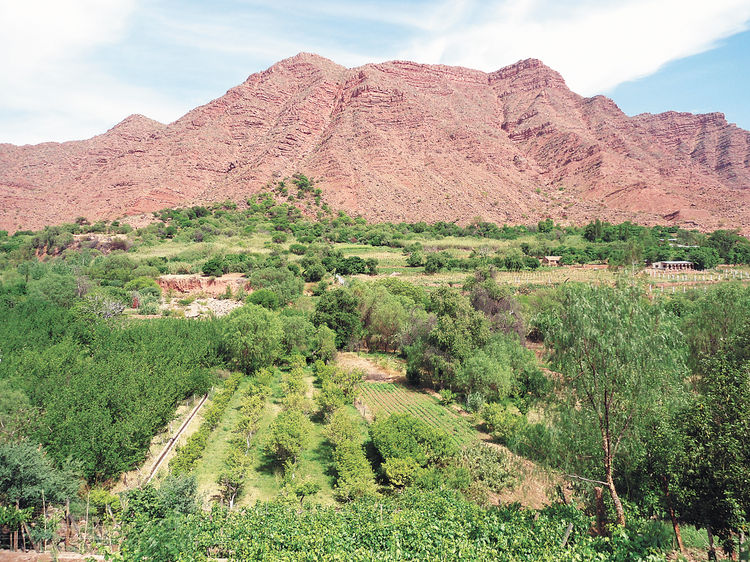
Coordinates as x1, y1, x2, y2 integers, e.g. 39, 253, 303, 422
145, 394, 207, 484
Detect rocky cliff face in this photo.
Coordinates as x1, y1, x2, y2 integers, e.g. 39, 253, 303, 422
1, 52, 748, 232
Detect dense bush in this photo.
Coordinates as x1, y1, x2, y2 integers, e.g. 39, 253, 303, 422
249, 267, 303, 304
0, 299, 222, 481
264, 409, 313, 463
312, 288, 362, 349
121, 488, 670, 561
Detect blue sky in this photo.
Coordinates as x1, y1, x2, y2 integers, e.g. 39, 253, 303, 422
1, 0, 749, 145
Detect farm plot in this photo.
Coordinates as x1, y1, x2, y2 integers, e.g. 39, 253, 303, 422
358, 382, 476, 445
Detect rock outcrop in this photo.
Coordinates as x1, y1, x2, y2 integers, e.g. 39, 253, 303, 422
1, 52, 748, 232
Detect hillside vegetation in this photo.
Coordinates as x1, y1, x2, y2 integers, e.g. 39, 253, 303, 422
1, 199, 749, 559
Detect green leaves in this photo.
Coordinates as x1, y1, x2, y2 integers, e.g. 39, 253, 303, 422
223, 304, 283, 374
0, 441, 79, 509
264, 409, 313, 464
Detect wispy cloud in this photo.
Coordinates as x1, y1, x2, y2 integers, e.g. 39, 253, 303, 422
0, 0, 177, 145
1, 0, 749, 144
403, 0, 750, 94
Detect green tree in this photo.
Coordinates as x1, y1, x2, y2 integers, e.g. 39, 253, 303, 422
250, 267, 303, 304
223, 304, 283, 374
674, 335, 750, 557
202, 256, 225, 277
0, 441, 79, 509
544, 283, 685, 526
312, 288, 362, 349
265, 409, 313, 463
247, 288, 281, 310
688, 246, 720, 270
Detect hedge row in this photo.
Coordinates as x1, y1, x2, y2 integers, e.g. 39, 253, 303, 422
170, 373, 243, 474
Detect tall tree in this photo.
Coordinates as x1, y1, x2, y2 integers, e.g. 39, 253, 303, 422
545, 283, 685, 526
223, 304, 283, 374
675, 324, 750, 559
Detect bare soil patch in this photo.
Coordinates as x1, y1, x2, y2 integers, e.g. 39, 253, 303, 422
336, 352, 405, 383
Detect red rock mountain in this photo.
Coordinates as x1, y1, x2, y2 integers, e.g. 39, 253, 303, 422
1, 53, 749, 232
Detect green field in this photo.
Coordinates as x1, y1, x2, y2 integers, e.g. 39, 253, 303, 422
358, 382, 477, 445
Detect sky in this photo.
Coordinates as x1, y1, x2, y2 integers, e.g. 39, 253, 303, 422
1, 0, 749, 145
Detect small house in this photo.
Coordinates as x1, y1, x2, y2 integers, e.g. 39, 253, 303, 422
651, 261, 694, 271
542, 256, 562, 266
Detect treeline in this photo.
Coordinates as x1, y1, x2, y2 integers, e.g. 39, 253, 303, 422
3, 196, 749, 275
0, 293, 221, 481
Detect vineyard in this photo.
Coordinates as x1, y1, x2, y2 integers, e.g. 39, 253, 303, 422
358, 382, 476, 445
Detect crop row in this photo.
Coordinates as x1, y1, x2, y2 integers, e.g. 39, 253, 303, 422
359, 383, 475, 444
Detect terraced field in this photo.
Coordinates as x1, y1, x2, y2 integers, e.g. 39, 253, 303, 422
358, 382, 476, 444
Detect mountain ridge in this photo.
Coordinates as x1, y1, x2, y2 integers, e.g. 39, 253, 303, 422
1, 53, 748, 232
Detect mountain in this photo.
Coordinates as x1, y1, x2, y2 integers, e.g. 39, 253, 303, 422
1, 52, 749, 232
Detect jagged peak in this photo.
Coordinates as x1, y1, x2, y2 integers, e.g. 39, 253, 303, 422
634, 110, 728, 126
488, 58, 566, 84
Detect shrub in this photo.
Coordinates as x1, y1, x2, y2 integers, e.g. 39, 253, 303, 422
202, 256, 225, 277
313, 325, 337, 363
250, 267, 303, 305
312, 288, 362, 349
265, 409, 313, 463
370, 413, 457, 468
481, 402, 524, 443
383, 457, 423, 488
439, 389, 456, 404
247, 288, 280, 310
457, 442, 513, 493
289, 243, 307, 255
303, 262, 326, 282
465, 392, 485, 413
406, 251, 425, 267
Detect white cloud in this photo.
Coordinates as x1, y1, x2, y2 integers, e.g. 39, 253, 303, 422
402, 0, 750, 95
0, 0, 176, 145
1, 0, 749, 144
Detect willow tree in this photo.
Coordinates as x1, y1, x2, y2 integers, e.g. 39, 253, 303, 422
545, 283, 685, 526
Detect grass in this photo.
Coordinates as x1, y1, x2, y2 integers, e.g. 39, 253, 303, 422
233, 369, 337, 507
193, 376, 253, 504
358, 382, 477, 445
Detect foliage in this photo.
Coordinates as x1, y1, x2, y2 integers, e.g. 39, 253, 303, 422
0, 441, 80, 509
543, 283, 686, 526
674, 354, 750, 547
121, 488, 670, 561
313, 325, 338, 363
250, 266, 303, 304
323, 408, 377, 501
0, 302, 221, 481
457, 442, 514, 494
247, 288, 280, 310
370, 414, 457, 478
481, 402, 524, 443
312, 288, 362, 349
265, 409, 313, 464
170, 374, 242, 475
279, 312, 316, 357
222, 304, 283, 374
